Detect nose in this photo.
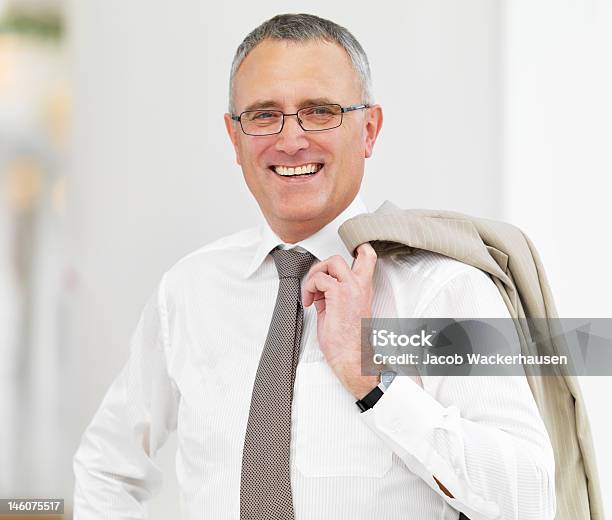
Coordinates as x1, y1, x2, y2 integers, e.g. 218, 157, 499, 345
274, 114, 310, 155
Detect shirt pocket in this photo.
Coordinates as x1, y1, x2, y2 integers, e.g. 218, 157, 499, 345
293, 360, 393, 478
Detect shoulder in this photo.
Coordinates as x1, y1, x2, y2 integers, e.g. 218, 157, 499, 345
382, 248, 490, 288
379, 249, 508, 318
161, 226, 260, 290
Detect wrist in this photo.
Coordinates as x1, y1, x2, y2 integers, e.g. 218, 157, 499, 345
355, 370, 397, 412
326, 352, 377, 399
351, 375, 380, 400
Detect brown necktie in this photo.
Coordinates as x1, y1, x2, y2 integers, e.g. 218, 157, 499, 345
240, 247, 316, 520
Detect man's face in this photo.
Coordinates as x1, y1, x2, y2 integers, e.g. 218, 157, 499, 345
225, 39, 382, 237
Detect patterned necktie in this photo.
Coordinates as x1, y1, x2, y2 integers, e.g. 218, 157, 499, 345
240, 247, 317, 520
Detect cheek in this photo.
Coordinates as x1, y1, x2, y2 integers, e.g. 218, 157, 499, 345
238, 139, 268, 168
338, 123, 365, 152
336, 132, 364, 168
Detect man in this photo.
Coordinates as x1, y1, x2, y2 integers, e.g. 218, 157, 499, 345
73, 13, 556, 520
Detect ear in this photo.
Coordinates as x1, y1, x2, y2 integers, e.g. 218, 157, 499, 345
363, 104, 383, 159
224, 113, 242, 166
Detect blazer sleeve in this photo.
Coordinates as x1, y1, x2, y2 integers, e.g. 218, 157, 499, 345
360, 266, 556, 520
72, 273, 179, 519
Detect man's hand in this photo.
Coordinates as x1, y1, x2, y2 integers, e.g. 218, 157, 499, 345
302, 243, 379, 399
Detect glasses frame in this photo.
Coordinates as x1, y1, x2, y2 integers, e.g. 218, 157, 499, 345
231, 103, 370, 136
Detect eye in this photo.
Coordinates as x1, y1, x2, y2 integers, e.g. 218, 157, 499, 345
300, 105, 340, 120
252, 111, 276, 120
312, 106, 333, 116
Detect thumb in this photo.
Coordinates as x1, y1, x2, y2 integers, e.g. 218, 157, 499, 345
352, 243, 377, 279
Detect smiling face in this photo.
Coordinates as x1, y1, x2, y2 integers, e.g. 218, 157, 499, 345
224, 38, 382, 243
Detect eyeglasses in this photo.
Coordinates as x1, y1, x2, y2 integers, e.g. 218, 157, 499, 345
231, 103, 370, 136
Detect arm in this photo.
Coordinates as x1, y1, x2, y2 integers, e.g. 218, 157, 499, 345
73, 273, 179, 519
360, 268, 556, 520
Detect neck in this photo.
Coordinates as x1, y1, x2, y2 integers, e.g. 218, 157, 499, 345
271, 215, 329, 244
268, 202, 354, 244
265, 193, 361, 244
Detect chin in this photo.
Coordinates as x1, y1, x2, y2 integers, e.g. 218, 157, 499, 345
275, 199, 330, 223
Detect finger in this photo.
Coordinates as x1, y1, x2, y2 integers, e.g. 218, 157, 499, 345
302, 282, 325, 307
302, 271, 339, 307
306, 289, 325, 310
313, 294, 326, 314
305, 255, 353, 283
352, 243, 377, 279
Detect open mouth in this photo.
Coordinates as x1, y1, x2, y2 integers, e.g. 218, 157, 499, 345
269, 163, 323, 177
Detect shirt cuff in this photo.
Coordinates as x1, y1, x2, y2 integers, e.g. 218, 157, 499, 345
359, 375, 501, 520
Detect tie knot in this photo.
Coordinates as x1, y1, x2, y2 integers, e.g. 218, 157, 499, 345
270, 248, 316, 279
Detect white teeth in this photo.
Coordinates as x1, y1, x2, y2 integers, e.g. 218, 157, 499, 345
273, 163, 322, 176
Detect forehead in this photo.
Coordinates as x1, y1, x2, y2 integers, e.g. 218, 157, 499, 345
232, 39, 362, 111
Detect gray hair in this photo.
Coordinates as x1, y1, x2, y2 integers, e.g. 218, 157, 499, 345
228, 13, 374, 114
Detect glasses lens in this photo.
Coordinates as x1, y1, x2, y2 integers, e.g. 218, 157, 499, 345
298, 105, 342, 131
241, 110, 283, 135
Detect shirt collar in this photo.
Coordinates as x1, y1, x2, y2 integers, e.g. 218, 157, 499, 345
244, 194, 369, 278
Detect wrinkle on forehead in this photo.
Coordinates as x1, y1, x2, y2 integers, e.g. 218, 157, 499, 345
232, 39, 361, 113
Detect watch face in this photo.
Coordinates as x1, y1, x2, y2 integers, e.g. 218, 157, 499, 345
380, 370, 397, 390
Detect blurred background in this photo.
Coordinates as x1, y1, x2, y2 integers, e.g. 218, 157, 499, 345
0, 0, 610, 518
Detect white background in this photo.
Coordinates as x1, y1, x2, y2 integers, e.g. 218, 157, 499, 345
64, 1, 611, 517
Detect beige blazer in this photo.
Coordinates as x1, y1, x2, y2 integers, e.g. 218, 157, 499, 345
338, 201, 603, 520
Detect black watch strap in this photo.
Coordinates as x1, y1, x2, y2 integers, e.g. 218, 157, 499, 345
355, 385, 384, 412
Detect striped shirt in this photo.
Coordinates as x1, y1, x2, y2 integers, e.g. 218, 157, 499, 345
73, 195, 555, 519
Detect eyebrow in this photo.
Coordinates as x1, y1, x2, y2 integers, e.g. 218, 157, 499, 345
242, 97, 337, 112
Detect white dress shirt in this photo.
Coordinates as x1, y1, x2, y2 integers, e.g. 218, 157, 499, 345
73, 195, 556, 520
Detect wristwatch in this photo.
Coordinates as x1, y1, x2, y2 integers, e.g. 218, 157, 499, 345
355, 370, 396, 412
